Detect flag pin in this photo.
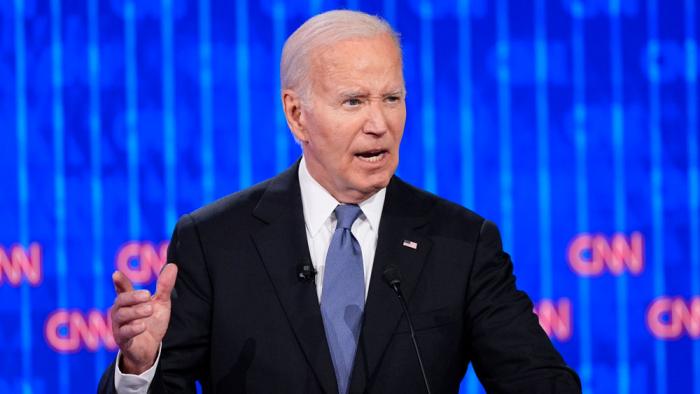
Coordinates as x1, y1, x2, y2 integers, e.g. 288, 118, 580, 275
402, 240, 418, 250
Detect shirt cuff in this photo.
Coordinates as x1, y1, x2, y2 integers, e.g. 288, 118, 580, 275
114, 343, 162, 394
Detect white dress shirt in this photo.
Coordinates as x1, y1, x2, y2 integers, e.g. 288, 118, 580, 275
298, 157, 385, 300
115, 157, 386, 393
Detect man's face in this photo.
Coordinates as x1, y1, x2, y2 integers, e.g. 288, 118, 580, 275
292, 33, 406, 203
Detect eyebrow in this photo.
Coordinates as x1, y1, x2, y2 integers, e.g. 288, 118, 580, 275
337, 88, 405, 99
338, 90, 369, 99
384, 89, 405, 96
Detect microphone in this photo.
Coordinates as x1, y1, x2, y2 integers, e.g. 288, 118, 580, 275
383, 265, 432, 394
297, 260, 317, 282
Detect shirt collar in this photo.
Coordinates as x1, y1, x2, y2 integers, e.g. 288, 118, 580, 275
298, 157, 386, 236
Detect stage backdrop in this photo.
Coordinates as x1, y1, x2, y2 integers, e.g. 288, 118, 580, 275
0, 0, 698, 393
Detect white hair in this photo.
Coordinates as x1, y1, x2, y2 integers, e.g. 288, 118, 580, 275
280, 10, 401, 100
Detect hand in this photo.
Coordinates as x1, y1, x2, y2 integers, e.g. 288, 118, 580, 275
110, 263, 178, 374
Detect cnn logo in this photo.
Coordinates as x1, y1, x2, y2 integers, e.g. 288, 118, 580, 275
44, 309, 117, 353
567, 232, 644, 276
534, 298, 572, 342
116, 241, 169, 284
0, 243, 42, 287
647, 296, 700, 340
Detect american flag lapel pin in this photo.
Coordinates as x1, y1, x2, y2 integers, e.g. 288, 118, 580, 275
402, 240, 418, 250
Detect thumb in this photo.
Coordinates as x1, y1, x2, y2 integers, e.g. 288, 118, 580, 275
154, 263, 178, 302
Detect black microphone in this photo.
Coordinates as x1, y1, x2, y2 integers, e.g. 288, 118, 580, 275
297, 260, 317, 282
383, 265, 432, 394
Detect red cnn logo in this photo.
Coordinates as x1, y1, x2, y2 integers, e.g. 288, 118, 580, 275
567, 232, 644, 277
116, 241, 169, 284
44, 309, 117, 353
0, 243, 42, 286
647, 296, 700, 340
534, 298, 572, 342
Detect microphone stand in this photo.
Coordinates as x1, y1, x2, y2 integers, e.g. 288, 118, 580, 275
384, 266, 433, 394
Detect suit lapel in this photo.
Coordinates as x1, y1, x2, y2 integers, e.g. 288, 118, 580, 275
349, 177, 433, 394
251, 164, 338, 394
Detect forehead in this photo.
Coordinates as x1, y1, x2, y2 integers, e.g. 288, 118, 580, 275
310, 34, 403, 90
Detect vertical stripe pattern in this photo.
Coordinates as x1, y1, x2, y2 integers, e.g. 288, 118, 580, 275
236, 0, 252, 189
534, 0, 552, 300
125, 1, 141, 240
273, 0, 288, 174
457, 8, 481, 394
162, 0, 177, 234
13, 1, 32, 392
198, 0, 215, 204
87, 0, 106, 380
50, 0, 69, 391
609, 1, 629, 393
496, 0, 513, 249
571, 3, 592, 392
419, 0, 436, 193
646, 1, 667, 393
0, 3, 698, 393
683, 1, 700, 394
458, 0, 474, 210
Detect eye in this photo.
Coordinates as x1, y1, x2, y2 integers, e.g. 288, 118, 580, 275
343, 98, 363, 107
385, 95, 401, 103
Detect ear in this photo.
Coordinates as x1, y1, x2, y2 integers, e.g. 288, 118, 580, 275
282, 89, 309, 143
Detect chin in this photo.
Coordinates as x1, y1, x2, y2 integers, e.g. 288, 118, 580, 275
359, 174, 392, 193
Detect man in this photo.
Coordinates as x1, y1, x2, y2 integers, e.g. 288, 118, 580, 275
99, 10, 581, 394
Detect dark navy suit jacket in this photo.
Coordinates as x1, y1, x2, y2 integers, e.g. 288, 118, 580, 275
99, 162, 580, 393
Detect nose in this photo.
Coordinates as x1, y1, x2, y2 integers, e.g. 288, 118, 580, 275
363, 101, 388, 136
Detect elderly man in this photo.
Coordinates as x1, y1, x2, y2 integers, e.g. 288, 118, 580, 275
99, 10, 580, 394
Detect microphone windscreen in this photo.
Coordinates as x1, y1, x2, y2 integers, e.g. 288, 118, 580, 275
383, 264, 401, 287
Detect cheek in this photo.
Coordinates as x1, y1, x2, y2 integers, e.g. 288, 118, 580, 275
312, 124, 356, 165
328, 118, 364, 155
388, 112, 406, 140
306, 113, 340, 149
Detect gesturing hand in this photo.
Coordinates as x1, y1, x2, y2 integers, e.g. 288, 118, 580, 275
110, 263, 178, 374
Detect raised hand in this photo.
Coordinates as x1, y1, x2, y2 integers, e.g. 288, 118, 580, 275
110, 263, 178, 374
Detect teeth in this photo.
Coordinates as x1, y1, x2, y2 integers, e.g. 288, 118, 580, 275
357, 152, 385, 163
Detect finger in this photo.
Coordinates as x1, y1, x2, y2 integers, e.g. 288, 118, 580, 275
154, 263, 178, 302
113, 271, 134, 294
113, 289, 152, 309
117, 319, 148, 342
112, 303, 153, 326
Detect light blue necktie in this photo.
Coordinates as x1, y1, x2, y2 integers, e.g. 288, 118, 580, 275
321, 204, 365, 394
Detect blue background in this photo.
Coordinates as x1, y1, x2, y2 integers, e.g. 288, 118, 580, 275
0, 0, 698, 393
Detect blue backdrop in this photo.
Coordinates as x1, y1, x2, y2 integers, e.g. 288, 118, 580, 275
0, 0, 698, 393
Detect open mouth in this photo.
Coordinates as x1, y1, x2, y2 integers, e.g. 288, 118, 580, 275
355, 149, 388, 163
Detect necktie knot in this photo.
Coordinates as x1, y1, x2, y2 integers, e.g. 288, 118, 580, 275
334, 204, 362, 230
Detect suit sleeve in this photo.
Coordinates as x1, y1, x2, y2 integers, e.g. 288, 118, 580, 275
148, 213, 213, 392
464, 220, 581, 393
